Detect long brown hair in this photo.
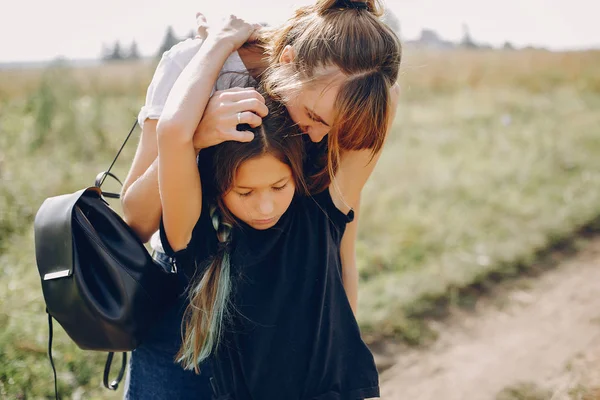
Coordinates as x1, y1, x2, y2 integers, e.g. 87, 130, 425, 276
258, 0, 402, 191
177, 95, 307, 372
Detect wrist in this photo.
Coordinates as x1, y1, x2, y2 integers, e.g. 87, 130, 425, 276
193, 127, 209, 153
203, 35, 236, 55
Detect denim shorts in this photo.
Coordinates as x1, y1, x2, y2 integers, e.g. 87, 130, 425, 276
124, 252, 214, 399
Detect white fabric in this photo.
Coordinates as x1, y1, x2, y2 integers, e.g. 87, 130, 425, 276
138, 39, 251, 252
137, 38, 251, 128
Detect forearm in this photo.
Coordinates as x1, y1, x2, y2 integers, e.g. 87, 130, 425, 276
340, 200, 361, 316
341, 247, 359, 315
121, 157, 162, 243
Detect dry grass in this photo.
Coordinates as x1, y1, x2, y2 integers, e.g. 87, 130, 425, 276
0, 59, 155, 100
400, 48, 600, 95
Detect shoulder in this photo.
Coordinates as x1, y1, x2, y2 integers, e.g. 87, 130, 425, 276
330, 149, 382, 212
160, 38, 205, 69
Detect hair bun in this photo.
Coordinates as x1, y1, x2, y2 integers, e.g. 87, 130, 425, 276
334, 0, 370, 11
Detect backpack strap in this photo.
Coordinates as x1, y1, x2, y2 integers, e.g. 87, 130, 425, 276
103, 352, 128, 390
47, 309, 128, 396
95, 119, 138, 199
47, 312, 59, 400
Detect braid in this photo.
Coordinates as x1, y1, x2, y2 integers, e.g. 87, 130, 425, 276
177, 205, 234, 372
210, 205, 232, 245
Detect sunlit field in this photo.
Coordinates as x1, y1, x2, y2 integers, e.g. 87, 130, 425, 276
1, 48, 599, 398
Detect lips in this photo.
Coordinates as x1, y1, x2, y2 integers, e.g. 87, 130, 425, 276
252, 217, 277, 227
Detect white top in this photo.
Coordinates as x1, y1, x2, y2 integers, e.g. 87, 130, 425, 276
138, 38, 252, 252
138, 38, 252, 128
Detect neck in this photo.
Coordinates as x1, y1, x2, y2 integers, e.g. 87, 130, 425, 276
237, 45, 268, 80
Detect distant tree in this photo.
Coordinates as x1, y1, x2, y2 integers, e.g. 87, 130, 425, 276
460, 23, 477, 49
419, 28, 442, 43
110, 41, 125, 60
128, 41, 141, 60
382, 8, 401, 38
100, 43, 112, 61
503, 41, 515, 50
157, 26, 179, 58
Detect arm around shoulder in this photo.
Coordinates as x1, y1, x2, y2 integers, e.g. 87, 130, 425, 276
121, 39, 204, 242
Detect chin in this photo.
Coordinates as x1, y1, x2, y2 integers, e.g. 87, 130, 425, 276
308, 132, 326, 143
251, 224, 275, 231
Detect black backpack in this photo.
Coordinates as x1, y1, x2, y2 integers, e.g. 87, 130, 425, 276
33, 121, 180, 398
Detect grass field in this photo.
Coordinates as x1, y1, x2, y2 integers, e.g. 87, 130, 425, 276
1, 48, 600, 398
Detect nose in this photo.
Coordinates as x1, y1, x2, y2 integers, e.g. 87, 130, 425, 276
256, 193, 274, 216
308, 127, 327, 143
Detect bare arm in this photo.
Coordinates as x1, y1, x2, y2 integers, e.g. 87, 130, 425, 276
339, 199, 360, 315
121, 120, 162, 243
158, 18, 257, 251
120, 39, 202, 242
330, 150, 382, 315
158, 39, 234, 250
332, 83, 401, 314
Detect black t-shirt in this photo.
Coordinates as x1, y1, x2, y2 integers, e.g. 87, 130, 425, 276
161, 190, 379, 400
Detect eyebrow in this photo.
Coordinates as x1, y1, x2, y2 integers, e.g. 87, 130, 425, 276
306, 107, 331, 127
235, 177, 289, 190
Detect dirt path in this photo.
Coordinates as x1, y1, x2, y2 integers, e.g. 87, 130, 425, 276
378, 239, 600, 400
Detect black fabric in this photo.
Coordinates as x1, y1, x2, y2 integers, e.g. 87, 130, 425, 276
162, 190, 379, 400
159, 198, 218, 283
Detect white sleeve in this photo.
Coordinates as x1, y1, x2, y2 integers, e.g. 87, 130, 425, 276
137, 39, 205, 127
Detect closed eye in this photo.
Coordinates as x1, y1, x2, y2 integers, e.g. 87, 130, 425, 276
306, 110, 320, 123
273, 183, 288, 191
305, 107, 330, 127
236, 191, 252, 198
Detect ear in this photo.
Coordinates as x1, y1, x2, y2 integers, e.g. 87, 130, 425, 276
279, 45, 296, 64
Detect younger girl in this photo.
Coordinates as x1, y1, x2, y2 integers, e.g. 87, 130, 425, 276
156, 16, 379, 399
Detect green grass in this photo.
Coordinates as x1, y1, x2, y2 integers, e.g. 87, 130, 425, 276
496, 382, 553, 400
357, 86, 600, 340
1, 49, 600, 398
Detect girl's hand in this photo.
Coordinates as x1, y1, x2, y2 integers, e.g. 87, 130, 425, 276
211, 14, 261, 52
193, 87, 269, 151
195, 12, 209, 40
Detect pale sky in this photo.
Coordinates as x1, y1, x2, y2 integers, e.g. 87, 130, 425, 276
0, 0, 598, 62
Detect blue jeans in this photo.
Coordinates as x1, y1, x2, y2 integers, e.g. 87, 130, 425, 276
124, 252, 214, 399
